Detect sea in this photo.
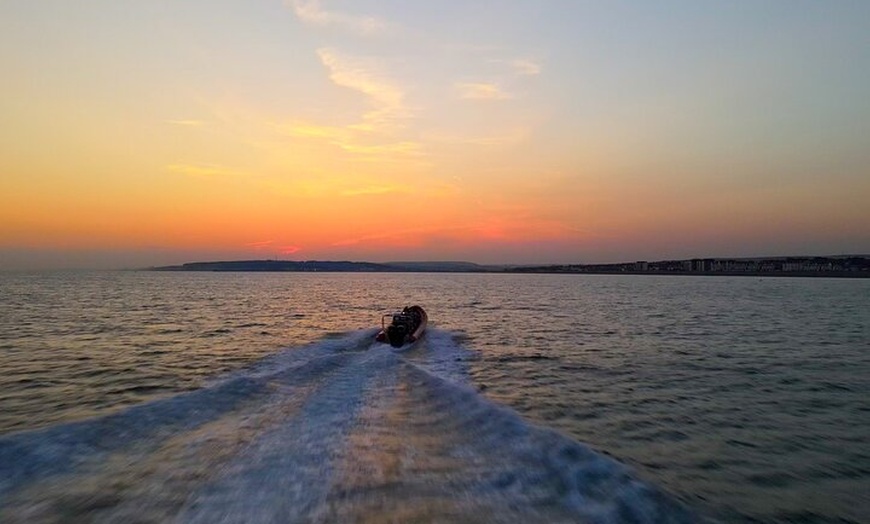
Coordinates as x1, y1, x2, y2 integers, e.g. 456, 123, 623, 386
0, 271, 868, 523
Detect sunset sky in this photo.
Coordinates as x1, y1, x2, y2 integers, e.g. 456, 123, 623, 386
2, 1, 869, 269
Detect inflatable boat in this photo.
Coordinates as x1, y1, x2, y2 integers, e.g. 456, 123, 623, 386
375, 305, 427, 348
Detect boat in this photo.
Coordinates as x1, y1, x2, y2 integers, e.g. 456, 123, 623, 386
375, 305, 428, 347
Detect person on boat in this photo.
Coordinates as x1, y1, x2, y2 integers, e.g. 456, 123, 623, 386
381, 305, 425, 347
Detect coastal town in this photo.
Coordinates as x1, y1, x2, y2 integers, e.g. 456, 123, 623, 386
517, 256, 870, 277
154, 256, 870, 277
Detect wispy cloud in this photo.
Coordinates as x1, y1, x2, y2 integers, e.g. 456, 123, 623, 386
288, 0, 386, 35
330, 215, 573, 249
283, 123, 350, 141
244, 240, 299, 256
277, 48, 421, 161
509, 58, 542, 76
455, 82, 513, 100
317, 48, 410, 131
277, 124, 423, 160
340, 185, 405, 197
332, 225, 458, 247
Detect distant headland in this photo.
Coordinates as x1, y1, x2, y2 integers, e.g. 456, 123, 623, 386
150, 260, 490, 273
150, 256, 870, 277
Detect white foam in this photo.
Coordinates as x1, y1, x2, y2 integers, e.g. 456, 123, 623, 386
1, 329, 696, 523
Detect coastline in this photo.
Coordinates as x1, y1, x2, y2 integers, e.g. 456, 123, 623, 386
146, 257, 870, 278
509, 269, 870, 278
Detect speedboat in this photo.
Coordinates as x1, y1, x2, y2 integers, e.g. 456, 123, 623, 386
375, 305, 427, 347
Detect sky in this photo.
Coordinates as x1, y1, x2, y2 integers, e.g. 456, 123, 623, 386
1, 1, 869, 269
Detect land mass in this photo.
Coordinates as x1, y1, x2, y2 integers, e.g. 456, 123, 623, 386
150, 260, 500, 272
150, 256, 870, 277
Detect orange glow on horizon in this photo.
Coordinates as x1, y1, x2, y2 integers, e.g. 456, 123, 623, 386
1, 2, 868, 269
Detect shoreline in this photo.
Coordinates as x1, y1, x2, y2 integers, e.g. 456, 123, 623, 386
146, 267, 870, 278
508, 269, 870, 278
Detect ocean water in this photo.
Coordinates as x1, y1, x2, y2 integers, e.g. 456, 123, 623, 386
0, 271, 868, 523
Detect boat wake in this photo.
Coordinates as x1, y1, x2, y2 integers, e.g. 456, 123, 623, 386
0, 329, 696, 523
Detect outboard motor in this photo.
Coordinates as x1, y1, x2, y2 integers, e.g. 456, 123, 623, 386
386, 312, 413, 348
376, 305, 426, 347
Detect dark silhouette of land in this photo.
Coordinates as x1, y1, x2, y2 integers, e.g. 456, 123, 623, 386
512, 255, 870, 277
150, 260, 494, 272
150, 256, 870, 277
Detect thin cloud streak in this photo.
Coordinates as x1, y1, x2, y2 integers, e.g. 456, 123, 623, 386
280, 122, 352, 144
455, 82, 513, 100
317, 48, 411, 130
338, 141, 422, 156
509, 58, 542, 76
340, 185, 405, 197
332, 225, 468, 247
331, 213, 580, 249
245, 240, 274, 249
275, 48, 423, 162
288, 0, 386, 35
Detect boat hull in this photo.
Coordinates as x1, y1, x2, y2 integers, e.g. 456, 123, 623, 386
376, 305, 427, 347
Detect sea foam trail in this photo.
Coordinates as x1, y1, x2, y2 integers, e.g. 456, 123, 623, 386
0, 329, 697, 523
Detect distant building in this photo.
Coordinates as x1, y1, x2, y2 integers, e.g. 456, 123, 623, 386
691, 259, 710, 272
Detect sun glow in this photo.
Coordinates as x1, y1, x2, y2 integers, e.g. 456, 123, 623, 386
1, 2, 868, 268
